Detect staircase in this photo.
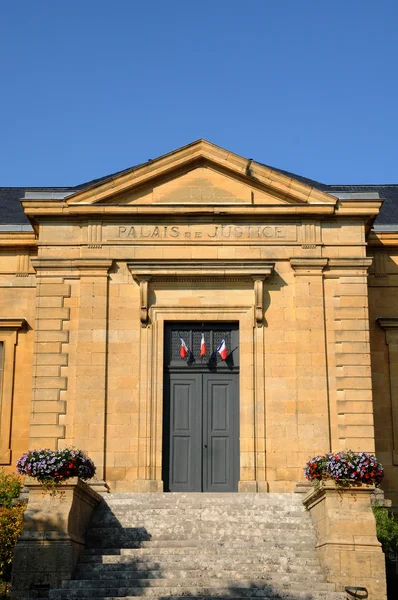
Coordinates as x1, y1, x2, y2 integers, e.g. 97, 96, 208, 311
49, 493, 347, 600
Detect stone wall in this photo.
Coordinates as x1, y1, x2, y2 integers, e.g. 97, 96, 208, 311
1, 148, 392, 495
368, 246, 398, 504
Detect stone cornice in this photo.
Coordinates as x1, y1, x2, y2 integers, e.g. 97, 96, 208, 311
327, 258, 373, 269
323, 257, 373, 278
368, 231, 398, 247
290, 258, 328, 275
31, 259, 113, 277
0, 232, 37, 248
377, 318, 398, 331
290, 257, 373, 277
22, 202, 337, 218
0, 318, 27, 330
128, 259, 275, 279
335, 199, 382, 217
128, 259, 275, 327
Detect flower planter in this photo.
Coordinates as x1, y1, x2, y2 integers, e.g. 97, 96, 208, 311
11, 477, 101, 600
303, 480, 387, 600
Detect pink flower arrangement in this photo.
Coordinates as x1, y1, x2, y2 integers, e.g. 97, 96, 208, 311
16, 448, 96, 484
305, 450, 384, 485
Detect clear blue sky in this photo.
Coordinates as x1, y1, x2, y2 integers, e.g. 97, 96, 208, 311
1, 1, 397, 186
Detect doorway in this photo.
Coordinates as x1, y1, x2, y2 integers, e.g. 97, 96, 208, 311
163, 323, 239, 492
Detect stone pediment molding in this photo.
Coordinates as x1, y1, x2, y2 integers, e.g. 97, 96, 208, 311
127, 259, 275, 327
21, 141, 338, 217
65, 141, 336, 207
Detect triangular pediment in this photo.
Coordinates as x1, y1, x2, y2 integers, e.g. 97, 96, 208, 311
66, 140, 337, 207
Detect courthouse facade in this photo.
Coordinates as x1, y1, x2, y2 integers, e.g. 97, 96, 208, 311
1, 140, 398, 500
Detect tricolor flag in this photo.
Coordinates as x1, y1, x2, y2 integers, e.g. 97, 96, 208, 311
200, 333, 207, 358
179, 336, 189, 359
217, 338, 227, 360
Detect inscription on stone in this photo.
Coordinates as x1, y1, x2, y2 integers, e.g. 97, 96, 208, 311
107, 223, 297, 243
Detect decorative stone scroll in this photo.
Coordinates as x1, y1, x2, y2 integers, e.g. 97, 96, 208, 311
128, 260, 275, 327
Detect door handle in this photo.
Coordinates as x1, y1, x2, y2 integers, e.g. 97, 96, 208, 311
204, 444, 208, 449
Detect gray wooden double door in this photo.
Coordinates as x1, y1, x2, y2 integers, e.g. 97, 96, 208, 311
163, 324, 239, 492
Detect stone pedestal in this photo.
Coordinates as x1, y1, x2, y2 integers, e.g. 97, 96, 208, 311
303, 481, 387, 600
11, 477, 101, 600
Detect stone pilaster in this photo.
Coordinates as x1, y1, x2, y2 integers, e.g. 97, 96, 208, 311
30, 260, 112, 485
0, 319, 27, 464
290, 259, 331, 460
30, 263, 71, 449
325, 258, 375, 452
68, 260, 112, 484
377, 318, 398, 464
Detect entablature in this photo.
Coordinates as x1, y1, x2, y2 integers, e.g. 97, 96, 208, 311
127, 259, 275, 328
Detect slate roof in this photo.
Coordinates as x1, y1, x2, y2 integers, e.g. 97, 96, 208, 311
259, 164, 398, 229
1, 164, 398, 229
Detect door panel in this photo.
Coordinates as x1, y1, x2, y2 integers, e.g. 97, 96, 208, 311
203, 374, 239, 492
167, 374, 202, 492
163, 324, 239, 492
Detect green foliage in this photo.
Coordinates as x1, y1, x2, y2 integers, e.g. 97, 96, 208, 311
0, 470, 22, 509
0, 504, 24, 583
0, 469, 24, 589
372, 504, 398, 554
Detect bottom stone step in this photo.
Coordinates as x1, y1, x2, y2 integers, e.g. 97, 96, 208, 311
55, 583, 338, 596
50, 592, 346, 600
64, 577, 334, 588
76, 567, 324, 578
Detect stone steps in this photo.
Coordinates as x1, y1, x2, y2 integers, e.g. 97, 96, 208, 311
50, 588, 346, 599
75, 568, 324, 580
62, 578, 337, 589
49, 596, 347, 600
77, 558, 321, 571
83, 538, 316, 549
49, 579, 345, 600
80, 548, 319, 561
86, 527, 315, 539
100, 495, 305, 509
48, 493, 346, 600
92, 508, 303, 526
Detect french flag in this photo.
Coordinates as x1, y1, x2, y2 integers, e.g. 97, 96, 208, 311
200, 333, 207, 358
217, 338, 227, 360
179, 336, 189, 359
